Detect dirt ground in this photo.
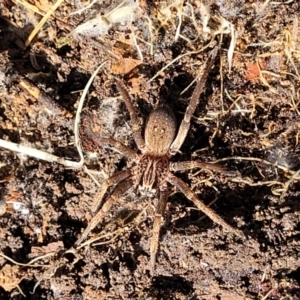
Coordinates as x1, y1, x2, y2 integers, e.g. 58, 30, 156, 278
1, 0, 300, 299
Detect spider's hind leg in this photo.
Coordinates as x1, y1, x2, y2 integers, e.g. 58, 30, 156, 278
167, 174, 245, 239
150, 189, 169, 275
75, 174, 133, 247
171, 161, 236, 176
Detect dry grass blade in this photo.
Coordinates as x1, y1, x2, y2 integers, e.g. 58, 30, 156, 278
13, 0, 46, 16
25, 0, 64, 47
147, 43, 214, 83
0, 251, 54, 268
0, 62, 106, 169
76, 206, 148, 249
74, 61, 107, 167
0, 139, 80, 167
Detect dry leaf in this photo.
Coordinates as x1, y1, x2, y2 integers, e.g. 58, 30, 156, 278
0, 264, 25, 296
111, 58, 142, 75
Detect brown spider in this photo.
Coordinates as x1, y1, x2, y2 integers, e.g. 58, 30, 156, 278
75, 46, 244, 274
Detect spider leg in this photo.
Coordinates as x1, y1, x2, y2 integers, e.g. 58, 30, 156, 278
150, 189, 169, 275
115, 80, 146, 151
82, 116, 137, 160
98, 136, 137, 160
170, 46, 218, 154
167, 173, 245, 238
75, 177, 133, 246
91, 170, 131, 213
171, 161, 236, 176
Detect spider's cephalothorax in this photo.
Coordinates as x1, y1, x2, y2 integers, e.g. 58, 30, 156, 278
75, 46, 244, 275
136, 105, 175, 194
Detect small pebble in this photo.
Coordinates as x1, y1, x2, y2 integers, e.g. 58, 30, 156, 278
0, 199, 7, 216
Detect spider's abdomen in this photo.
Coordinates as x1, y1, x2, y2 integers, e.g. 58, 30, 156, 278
144, 106, 176, 156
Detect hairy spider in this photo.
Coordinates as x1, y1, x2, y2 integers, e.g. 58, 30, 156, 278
75, 46, 244, 274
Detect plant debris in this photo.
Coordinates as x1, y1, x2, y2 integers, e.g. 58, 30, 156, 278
1, 0, 300, 299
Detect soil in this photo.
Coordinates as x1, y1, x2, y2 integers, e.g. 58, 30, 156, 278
1, 0, 300, 299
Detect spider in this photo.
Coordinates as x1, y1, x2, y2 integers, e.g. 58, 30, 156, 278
75, 46, 244, 274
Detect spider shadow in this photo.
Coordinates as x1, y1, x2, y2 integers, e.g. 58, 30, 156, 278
163, 177, 275, 248
0, 14, 91, 112
88, 207, 150, 270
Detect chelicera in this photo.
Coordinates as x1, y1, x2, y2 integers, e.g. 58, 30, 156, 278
75, 46, 244, 274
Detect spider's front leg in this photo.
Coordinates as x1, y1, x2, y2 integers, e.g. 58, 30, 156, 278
115, 80, 145, 151
150, 189, 169, 275
170, 46, 218, 154
167, 173, 245, 239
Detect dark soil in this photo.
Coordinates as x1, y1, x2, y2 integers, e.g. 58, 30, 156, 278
1, 0, 300, 299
